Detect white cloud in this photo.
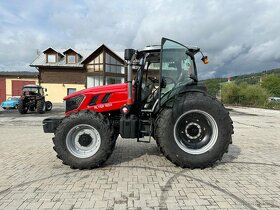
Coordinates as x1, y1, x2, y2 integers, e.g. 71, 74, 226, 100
0, 0, 280, 78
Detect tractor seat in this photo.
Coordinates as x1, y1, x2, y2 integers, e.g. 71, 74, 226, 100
143, 88, 159, 109
141, 82, 154, 102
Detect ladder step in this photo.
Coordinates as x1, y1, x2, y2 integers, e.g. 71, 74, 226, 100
140, 120, 151, 124
141, 109, 153, 113
137, 137, 151, 143
140, 130, 149, 134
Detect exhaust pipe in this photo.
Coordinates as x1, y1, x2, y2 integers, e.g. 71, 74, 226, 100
124, 49, 136, 105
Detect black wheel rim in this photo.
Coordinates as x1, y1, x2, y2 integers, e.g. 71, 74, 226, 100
174, 110, 218, 154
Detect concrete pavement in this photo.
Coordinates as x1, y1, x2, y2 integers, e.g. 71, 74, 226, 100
0, 106, 279, 209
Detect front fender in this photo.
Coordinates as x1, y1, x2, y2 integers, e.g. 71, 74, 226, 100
43, 117, 63, 133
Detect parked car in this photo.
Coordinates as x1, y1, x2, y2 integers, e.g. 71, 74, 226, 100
1, 96, 20, 109
268, 97, 280, 103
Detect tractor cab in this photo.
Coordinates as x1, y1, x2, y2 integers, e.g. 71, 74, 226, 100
120, 38, 208, 141
22, 85, 44, 97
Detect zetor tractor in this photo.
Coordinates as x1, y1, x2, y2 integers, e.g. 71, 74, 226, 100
43, 38, 233, 169
18, 85, 52, 114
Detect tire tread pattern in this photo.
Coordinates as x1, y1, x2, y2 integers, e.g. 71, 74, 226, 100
18, 99, 27, 114
37, 99, 45, 114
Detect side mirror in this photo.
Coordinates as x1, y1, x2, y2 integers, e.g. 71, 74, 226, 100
124, 49, 136, 61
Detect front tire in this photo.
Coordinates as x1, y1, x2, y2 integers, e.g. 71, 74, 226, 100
155, 92, 233, 169
53, 110, 115, 169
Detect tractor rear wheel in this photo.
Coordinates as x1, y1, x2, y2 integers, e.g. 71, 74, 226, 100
53, 110, 115, 169
18, 99, 28, 114
155, 92, 233, 169
37, 99, 45, 114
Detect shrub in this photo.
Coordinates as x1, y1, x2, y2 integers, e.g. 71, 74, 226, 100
221, 82, 240, 104
221, 82, 269, 107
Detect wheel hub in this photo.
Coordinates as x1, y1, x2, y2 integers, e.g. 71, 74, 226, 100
66, 124, 101, 158
78, 134, 92, 147
185, 122, 201, 140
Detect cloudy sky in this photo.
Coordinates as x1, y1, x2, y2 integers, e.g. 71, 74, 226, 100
0, 0, 280, 79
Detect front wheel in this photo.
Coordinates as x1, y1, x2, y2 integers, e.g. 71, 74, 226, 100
53, 110, 115, 169
155, 92, 233, 168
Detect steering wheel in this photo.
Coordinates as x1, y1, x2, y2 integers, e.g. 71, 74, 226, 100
148, 76, 159, 83
148, 76, 176, 85
162, 76, 176, 85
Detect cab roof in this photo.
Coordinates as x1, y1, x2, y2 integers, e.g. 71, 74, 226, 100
140, 45, 200, 54
23, 84, 42, 88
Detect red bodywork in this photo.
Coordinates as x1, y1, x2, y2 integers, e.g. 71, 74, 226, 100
64, 83, 133, 115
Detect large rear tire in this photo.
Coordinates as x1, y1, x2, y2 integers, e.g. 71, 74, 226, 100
37, 99, 45, 114
18, 99, 28, 114
45, 101, 52, 111
155, 92, 233, 169
53, 110, 115, 169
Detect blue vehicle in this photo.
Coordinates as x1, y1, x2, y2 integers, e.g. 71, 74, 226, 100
1, 96, 20, 109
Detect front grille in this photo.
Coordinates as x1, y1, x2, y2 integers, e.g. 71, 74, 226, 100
65, 95, 84, 113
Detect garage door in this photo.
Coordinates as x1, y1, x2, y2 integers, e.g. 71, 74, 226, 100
12, 80, 36, 96
0, 79, 6, 103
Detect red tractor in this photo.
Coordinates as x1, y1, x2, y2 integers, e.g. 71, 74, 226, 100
43, 38, 233, 169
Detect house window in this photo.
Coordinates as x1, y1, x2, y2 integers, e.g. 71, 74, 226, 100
67, 88, 76, 95
87, 64, 103, 72
47, 54, 56, 63
105, 65, 125, 74
105, 53, 122, 65
67, 55, 76, 64
105, 76, 124, 85
87, 76, 104, 88
104, 53, 124, 74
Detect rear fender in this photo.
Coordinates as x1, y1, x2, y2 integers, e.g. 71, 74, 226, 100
155, 85, 207, 114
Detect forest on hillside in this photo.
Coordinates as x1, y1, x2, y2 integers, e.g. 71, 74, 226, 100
202, 68, 280, 109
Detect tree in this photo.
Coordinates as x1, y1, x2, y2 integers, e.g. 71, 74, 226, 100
203, 79, 220, 96
261, 74, 280, 96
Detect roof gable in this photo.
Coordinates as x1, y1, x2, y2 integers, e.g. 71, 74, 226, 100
63, 48, 82, 57
43, 48, 63, 56
82, 44, 124, 65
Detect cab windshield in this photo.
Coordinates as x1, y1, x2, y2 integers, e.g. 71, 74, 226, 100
22, 87, 43, 96
161, 39, 195, 94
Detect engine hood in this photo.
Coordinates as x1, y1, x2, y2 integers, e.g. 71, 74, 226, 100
64, 83, 127, 100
